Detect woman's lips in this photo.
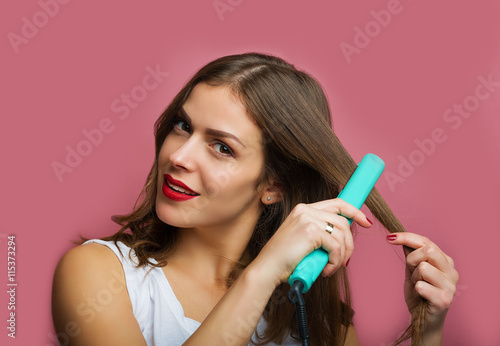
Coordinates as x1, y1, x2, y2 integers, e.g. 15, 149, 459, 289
162, 174, 199, 201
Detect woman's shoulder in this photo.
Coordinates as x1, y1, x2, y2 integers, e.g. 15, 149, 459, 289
52, 241, 147, 345
81, 239, 132, 262
53, 240, 128, 295
53, 239, 146, 291
60, 240, 127, 270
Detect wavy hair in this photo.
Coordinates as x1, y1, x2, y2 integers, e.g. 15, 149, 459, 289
78, 53, 426, 345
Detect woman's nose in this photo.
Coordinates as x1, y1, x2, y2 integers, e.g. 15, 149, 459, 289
169, 137, 198, 172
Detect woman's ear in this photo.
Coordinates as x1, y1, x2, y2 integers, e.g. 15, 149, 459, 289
261, 181, 284, 205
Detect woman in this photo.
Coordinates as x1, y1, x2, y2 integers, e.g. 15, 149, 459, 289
51, 53, 459, 345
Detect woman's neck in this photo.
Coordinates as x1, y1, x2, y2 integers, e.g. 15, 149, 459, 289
166, 216, 259, 287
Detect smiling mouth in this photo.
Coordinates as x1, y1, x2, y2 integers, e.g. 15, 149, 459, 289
166, 180, 199, 196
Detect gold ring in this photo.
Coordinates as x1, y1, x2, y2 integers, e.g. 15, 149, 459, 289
325, 222, 335, 234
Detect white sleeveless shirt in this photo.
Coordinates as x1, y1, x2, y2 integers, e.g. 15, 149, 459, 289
82, 239, 300, 346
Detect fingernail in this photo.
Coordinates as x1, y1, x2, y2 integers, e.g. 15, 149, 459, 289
366, 217, 373, 225
346, 259, 350, 267
386, 234, 397, 241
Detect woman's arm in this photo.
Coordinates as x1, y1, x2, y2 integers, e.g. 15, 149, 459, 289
186, 200, 372, 344
386, 232, 459, 345
184, 259, 279, 345
51, 243, 148, 346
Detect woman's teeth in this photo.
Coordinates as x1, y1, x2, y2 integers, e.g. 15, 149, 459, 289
167, 181, 197, 196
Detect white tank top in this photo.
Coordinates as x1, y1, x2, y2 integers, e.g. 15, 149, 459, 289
82, 239, 300, 346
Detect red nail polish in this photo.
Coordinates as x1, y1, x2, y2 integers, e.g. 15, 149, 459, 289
386, 234, 397, 241
367, 217, 373, 225
346, 259, 350, 267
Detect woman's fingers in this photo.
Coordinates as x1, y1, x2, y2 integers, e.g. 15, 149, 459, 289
308, 198, 373, 267
329, 216, 352, 266
444, 253, 455, 268
321, 224, 351, 276
410, 261, 448, 289
303, 217, 345, 274
325, 224, 345, 269
299, 205, 359, 268
387, 232, 458, 282
385, 231, 430, 250
413, 280, 455, 312
308, 198, 373, 229
386, 231, 459, 280
262, 198, 372, 282
387, 231, 459, 318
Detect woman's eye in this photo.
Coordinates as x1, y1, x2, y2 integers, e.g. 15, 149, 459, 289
175, 120, 191, 132
214, 143, 233, 156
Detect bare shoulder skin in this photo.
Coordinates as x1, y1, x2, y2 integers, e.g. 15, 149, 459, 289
51, 243, 147, 346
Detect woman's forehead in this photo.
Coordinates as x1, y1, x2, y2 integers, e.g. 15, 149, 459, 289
182, 83, 263, 148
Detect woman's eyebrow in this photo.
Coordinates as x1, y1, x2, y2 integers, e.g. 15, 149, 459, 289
205, 128, 246, 148
180, 107, 247, 148
179, 107, 192, 123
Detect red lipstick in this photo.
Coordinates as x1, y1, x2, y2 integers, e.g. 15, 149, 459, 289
162, 174, 199, 201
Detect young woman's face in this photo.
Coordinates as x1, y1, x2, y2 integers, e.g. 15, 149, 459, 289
155, 82, 267, 231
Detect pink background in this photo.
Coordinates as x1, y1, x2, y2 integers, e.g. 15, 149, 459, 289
1, 0, 499, 344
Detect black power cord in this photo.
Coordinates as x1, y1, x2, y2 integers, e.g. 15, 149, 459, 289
288, 281, 309, 346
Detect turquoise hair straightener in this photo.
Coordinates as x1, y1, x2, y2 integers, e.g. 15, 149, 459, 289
287, 153, 385, 345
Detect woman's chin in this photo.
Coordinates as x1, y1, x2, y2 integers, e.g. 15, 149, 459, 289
156, 208, 176, 224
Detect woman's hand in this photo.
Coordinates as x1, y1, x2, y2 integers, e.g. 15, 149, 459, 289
251, 198, 373, 286
386, 232, 459, 334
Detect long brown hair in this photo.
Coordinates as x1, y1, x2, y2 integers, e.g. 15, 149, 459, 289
78, 53, 426, 345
